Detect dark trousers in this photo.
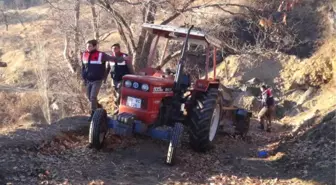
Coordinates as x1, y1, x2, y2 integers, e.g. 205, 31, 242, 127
86, 80, 102, 111
112, 80, 121, 106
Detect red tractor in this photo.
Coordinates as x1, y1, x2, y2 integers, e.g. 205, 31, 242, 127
89, 23, 251, 165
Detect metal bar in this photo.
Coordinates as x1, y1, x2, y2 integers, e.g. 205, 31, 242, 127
213, 46, 217, 79
146, 127, 172, 141
205, 44, 209, 80
107, 118, 172, 141
108, 119, 133, 136
148, 34, 161, 67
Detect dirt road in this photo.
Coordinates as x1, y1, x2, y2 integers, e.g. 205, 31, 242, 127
1, 114, 331, 185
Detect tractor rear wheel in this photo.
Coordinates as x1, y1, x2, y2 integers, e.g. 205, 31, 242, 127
188, 88, 222, 152
89, 108, 108, 150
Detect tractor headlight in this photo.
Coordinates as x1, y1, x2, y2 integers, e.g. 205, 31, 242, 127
141, 84, 149, 91
125, 80, 132, 87
133, 82, 139, 89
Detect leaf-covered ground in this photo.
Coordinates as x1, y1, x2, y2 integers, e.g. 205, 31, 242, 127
0, 114, 335, 185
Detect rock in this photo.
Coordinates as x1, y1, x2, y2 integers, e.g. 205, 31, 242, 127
225, 85, 242, 92
286, 71, 310, 90
24, 48, 31, 55
292, 113, 319, 134
297, 87, 315, 105
50, 102, 59, 111
275, 105, 286, 119
0, 61, 7, 67
283, 100, 297, 110
249, 87, 261, 97
246, 77, 262, 85
286, 107, 301, 117
232, 92, 261, 112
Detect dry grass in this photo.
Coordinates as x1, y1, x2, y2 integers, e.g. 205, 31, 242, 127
0, 92, 44, 128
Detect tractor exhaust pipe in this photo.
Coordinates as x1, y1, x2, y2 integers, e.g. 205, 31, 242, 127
173, 25, 194, 92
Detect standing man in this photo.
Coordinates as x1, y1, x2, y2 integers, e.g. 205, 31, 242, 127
107, 43, 133, 109
82, 39, 129, 121
258, 85, 275, 132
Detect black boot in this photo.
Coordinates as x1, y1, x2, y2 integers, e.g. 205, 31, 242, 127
266, 127, 271, 132
88, 111, 94, 122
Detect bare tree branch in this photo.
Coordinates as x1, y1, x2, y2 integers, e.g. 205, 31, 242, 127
160, 0, 196, 25
45, 0, 72, 11
99, 30, 118, 41
63, 34, 75, 73
114, 19, 132, 54
111, 0, 142, 6
0, 9, 9, 31
161, 2, 257, 25
158, 50, 182, 68
96, 0, 136, 51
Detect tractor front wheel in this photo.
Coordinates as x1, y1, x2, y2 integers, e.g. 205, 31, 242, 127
89, 108, 108, 150
188, 88, 222, 152
166, 122, 184, 165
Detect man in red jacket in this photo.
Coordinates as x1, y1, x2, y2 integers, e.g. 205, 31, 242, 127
258, 85, 275, 132
106, 43, 133, 109
82, 39, 129, 121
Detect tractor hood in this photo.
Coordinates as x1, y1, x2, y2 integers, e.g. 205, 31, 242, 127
123, 74, 174, 87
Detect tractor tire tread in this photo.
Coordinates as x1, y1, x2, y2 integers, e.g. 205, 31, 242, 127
188, 88, 221, 152
89, 108, 107, 150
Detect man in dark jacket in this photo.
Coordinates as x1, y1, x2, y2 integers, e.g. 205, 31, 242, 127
82, 39, 129, 121
106, 43, 133, 108
258, 85, 275, 132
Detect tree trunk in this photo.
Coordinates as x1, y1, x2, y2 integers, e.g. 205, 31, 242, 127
114, 19, 132, 55
63, 34, 75, 73
74, 0, 81, 78
89, 0, 99, 40
63, 0, 81, 79
133, 1, 157, 71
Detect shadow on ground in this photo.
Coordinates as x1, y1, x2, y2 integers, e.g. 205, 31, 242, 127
0, 115, 334, 185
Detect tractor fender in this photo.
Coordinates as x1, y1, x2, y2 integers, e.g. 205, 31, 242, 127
193, 79, 220, 92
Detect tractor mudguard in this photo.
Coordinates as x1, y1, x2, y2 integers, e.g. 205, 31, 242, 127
193, 79, 220, 92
